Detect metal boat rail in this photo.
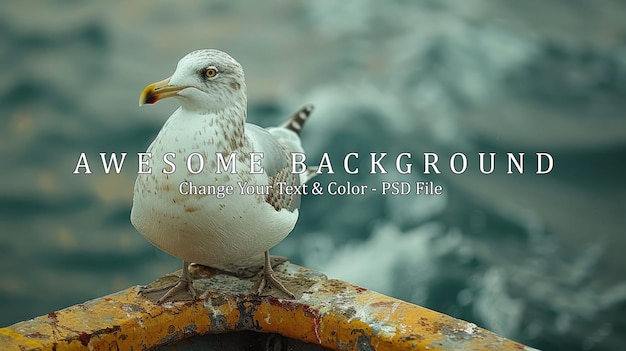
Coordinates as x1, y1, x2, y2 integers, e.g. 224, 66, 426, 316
0, 259, 537, 350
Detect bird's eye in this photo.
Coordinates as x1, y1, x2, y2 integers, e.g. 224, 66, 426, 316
204, 67, 218, 78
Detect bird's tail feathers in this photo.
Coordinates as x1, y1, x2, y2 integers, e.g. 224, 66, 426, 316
282, 104, 314, 136
274, 104, 317, 184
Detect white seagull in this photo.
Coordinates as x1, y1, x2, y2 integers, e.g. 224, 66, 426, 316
131, 49, 315, 303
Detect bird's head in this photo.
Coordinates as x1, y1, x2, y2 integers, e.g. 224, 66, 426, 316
139, 49, 246, 113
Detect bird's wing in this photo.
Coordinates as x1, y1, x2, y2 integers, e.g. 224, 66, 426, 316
246, 124, 301, 212
266, 105, 318, 184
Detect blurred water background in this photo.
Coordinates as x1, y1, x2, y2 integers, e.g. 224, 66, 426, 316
1, 1, 626, 350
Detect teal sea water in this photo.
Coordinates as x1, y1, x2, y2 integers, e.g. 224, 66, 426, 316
1, 1, 625, 350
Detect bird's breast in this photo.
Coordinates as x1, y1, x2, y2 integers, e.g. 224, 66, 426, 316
130, 111, 298, 265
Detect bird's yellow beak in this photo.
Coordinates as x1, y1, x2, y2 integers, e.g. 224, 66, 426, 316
139, 77, 186, 106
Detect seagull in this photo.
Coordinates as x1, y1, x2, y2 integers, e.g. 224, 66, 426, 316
131, 49, 315, 303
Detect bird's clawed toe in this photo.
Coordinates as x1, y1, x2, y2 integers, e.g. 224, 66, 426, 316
253, 251, 295, 299
253, 271, 295, 299
139, 277, 197, 304
140, 261, 197, 304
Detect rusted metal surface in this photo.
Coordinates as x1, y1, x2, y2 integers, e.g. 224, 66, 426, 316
0, 259, 539, 350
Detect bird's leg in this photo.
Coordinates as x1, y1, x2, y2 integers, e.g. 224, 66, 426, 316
254, 251, 295, 299
140, 261, 197, 304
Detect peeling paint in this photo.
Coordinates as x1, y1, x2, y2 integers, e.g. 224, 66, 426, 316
235, 299, 262, 331
183, 324, 198, 337
208, 313, 228, 332
351, 329, 375, 351
0, 262, 538, 351
463, 322, 478, 336
304, 305, 323, 344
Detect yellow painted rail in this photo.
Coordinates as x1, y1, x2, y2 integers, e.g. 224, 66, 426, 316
0, 259, 538, 350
